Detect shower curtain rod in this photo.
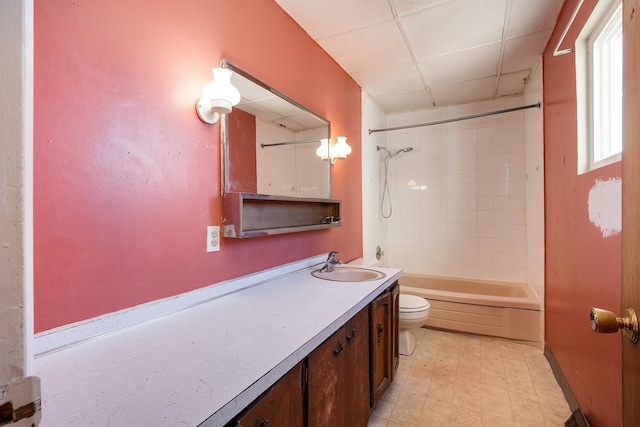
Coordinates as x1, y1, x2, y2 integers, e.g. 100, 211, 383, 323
368, 102, 541, 134
260, 138, 321, 148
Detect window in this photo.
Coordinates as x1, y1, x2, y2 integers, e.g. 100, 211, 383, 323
577, 0, 623, 174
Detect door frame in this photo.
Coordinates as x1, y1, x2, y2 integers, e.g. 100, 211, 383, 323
0, 0, 35, 385
622, 0, 640, 424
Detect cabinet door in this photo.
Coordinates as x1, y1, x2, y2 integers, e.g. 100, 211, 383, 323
390, 281, 400, 378
235, 360, 305, 427
370, 290, 392, 408
308, 307, 370, 427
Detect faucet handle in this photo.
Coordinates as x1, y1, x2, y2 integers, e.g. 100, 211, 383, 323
327, 251, 340, 261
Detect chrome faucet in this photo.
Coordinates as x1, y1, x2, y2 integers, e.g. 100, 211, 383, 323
319, 251, 342, 273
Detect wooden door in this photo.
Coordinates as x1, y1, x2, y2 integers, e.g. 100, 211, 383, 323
370, 291, 392, 408
235, 361, 305, 427
308, 307, 370, 427
622, 0, 640, 424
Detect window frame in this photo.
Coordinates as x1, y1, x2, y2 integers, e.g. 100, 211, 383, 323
576, 0, 623, 174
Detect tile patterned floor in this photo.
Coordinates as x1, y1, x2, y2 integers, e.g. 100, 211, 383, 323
368, 328, 572, 427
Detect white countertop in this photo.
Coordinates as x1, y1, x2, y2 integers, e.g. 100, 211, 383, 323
33, 263, 401, 426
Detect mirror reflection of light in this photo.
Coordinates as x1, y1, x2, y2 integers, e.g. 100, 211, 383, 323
407, 179, 428, 191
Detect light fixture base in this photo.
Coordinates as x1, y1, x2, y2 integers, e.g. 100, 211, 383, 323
196, 98, 220, 124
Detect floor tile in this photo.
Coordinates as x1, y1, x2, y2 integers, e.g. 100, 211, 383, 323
368, 328, 571, 427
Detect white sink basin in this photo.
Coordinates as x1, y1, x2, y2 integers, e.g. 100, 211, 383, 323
311, 267, 386, 282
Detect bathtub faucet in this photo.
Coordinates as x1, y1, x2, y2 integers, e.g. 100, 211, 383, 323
320, 251, 342, 273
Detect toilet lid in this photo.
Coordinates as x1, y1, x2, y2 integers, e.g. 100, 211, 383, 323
399, 294, 430, 312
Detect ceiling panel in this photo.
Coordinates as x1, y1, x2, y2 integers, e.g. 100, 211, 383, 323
318, 20, 413, 74
351, 62, 424, 96
430, 77, 497, 105
372, 89, 435, 112
273, 0, 563, 112
496, 70, 531, 97
502, 31, 552, 74
507, 0, 564, 38
393, 0, 453, 16
418, 42, 502, 87
402, 0, 508, 60
274, 0, 394, 39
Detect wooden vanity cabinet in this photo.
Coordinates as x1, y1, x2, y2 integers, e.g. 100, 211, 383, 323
390, 282, 400, 377
233, 360, 305, 427
308, 306, 370, 427
369, 281, 399, 408
229, 281, 399, 426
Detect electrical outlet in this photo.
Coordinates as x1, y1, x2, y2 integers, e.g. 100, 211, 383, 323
206, 226, 220, 252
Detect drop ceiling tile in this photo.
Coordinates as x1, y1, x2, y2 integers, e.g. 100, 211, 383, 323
273, 0, 564, 113
418, 42, 501, 86
318, 20, 413, 74
238, 104, 283, 123
371, 89, 435, 113
258, 96, 304, 118
501, 31, 548, 74
507, 0, 564, 38
289, 113, 329, 130
430, 77, 496, 106
402, 0, 508, 60
351, 62, 424, 96
393, 0, 454, 16
496, 70, 531, 97
231, 75, 274, 103
272, 116, 309, 132
274, 0, 394, 39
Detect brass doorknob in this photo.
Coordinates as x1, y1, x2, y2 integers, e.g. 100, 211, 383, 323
590, 307, 639, 343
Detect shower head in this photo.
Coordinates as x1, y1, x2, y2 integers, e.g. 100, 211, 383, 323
377, 145, 413, 158
388, 147, 413, 158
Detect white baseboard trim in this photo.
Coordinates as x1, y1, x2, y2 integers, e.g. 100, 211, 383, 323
35, 255, 327, 357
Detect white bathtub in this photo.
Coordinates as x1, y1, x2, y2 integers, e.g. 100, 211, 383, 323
400, 273, 542, 344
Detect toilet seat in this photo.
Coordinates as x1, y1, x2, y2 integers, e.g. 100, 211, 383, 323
399, 294, 430, 313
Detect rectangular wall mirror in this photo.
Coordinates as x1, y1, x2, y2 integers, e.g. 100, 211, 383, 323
221, 60, 332, 199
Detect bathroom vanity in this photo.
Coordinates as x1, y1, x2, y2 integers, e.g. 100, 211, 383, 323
33, 259, 402, 426
229, 279, 399, 427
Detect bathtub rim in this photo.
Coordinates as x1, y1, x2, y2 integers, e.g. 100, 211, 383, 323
399, 272, 541, 311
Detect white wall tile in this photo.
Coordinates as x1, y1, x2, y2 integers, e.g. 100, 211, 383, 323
524, 63, 545, 298
361, 93, 388, 264
364, 91, 542, 287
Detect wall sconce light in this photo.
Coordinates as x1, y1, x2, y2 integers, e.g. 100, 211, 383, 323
315, 138, 330, 161
331, 136, 351, 162
316, 136, 351, 164
196, 67, 241, 124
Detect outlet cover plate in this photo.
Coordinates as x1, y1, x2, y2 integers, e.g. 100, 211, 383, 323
207, 226, 220, 252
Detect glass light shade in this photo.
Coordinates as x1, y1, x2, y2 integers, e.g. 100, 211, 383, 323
202, 67, 241, 114
331, 136, 351, 160
316, 138, 329, 160
197, 67, 241, 124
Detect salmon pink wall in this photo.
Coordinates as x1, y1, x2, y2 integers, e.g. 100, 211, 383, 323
228, 109, 257, 193
34, 0, 363, 332
544, 1, 621, 425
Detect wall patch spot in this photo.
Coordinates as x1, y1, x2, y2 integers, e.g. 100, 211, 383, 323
588, 178, 622, 238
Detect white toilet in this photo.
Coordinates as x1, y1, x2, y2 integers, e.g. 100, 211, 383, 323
346, 257, 430, 356
398, 294, 430, 356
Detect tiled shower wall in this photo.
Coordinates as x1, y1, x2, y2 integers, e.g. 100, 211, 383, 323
524, 65, 545, 297
361, 65, 544, 286
361, 93, 387, 262
383, 96, 528, 282
256, 119, 330, 198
